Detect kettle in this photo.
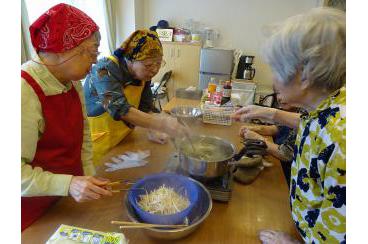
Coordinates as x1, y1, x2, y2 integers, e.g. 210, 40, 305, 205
243, 66, 256, 80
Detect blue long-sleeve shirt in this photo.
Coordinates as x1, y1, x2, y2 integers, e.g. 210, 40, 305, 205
83, 56, 153, 121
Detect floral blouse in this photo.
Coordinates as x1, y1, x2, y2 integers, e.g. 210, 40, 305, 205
290, 87, 346, 243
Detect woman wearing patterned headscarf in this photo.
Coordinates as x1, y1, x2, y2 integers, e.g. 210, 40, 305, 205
84, 30, 185, 166
21, 3, 113, 231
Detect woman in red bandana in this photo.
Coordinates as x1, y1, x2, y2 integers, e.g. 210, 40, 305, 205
21, 3, 112, 231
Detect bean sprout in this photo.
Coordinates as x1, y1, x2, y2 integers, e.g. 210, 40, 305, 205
137, 184, 190, 215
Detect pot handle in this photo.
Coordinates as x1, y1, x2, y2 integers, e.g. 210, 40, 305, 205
232, 139, 268, 161
233, 147, 248, 161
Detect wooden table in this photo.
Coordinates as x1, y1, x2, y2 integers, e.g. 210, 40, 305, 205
22, 98, 301, 243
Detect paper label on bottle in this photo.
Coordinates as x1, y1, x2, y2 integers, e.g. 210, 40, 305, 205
223, 89, 232, 97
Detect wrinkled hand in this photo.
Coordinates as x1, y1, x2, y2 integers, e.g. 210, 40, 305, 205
69, 176, 112, 202
231, 105, 276, 122
239, 124, 277, 136
147, 130, 169, 144
259, 230, 301, 244
240, 128, 265, 141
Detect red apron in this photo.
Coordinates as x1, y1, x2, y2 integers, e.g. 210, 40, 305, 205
21, 70, 84, 231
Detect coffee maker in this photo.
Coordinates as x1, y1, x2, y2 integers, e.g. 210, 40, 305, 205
236, 55, 256, 80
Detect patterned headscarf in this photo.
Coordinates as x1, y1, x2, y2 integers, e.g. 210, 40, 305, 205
117, 29, 163, 61
29, 3, 99, 53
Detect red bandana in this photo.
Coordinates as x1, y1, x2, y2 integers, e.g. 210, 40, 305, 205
29, 3, 99, 53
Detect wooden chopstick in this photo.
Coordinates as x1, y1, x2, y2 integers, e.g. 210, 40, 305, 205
111, 220, 188, 229
107, 180, 137, 186
112, 221, 140, 225
107, 181, 135, 186
119, 225, 185, 229
106, 181, 121, 186
113, 220, 186, 226
110, 188, 144, 193
111, 189, 129, 193
119, 224, 188, 229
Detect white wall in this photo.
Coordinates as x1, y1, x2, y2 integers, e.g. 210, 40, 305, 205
139, 0, 321, 88
134, 0, 145, 29
116, 0, 137, 47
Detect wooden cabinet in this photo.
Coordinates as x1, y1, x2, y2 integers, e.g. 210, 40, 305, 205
152, 42, 201, 99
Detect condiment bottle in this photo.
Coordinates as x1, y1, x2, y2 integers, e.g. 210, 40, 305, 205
212, 86, 223, 105
221, 81, 232, 105
207, 83, 217, 103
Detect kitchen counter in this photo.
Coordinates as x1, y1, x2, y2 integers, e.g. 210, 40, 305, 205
21, 97, 301, 243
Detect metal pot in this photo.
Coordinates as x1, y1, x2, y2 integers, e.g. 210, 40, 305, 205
178, 136, 267, 180
178, 135, 235, 180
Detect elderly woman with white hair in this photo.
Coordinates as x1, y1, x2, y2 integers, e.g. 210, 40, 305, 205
233, 8, 346, 243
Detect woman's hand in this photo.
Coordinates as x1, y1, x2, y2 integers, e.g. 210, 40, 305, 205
239, 125, 278, 136
240, 128, 266, 141
147, 130, 168, 144
69, 176, 112, 202
232, 105, 277, 123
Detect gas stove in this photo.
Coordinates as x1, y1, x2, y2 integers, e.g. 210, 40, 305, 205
164, 153, 233, 202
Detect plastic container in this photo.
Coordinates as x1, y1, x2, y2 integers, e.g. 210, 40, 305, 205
206, 83, 217, 103
231, 81, 256, 106
128, 173, 199, 225
212, 86, 223, 105
202, 104, 235, 126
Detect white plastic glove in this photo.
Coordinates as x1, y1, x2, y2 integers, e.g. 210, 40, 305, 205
147, 130, 169, 144
160, 116, 190, 138
105, 150, 150, 172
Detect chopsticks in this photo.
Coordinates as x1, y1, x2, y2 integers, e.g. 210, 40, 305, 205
111, 220, 188, 229
106, 179, 136, 186
110, 188, 130, 193
109, 188, 144, 193
105, 178, 140, 193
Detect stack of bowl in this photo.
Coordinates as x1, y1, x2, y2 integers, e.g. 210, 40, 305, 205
126, 173, 212, 240
170, 106, 202, 125
128, 173, 198, 225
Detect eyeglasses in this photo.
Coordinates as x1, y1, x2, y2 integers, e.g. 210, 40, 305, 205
32, 46, 100, 67
138, 59, 166, 70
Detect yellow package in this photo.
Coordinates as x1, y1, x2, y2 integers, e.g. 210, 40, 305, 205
46, 224, 128, 244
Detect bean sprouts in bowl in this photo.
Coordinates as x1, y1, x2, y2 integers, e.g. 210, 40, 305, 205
125, 178, 212, 240
128, 173, 199, 225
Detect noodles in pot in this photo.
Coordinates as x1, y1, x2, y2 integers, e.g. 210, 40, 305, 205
181, 138, 232, 161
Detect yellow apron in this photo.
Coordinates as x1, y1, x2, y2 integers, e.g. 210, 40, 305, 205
89, 56, 145, 166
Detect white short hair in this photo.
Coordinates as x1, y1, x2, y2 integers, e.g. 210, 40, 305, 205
262, 8, 345, 91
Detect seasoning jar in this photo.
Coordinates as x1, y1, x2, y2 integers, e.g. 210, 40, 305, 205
221, 81, 232, 105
